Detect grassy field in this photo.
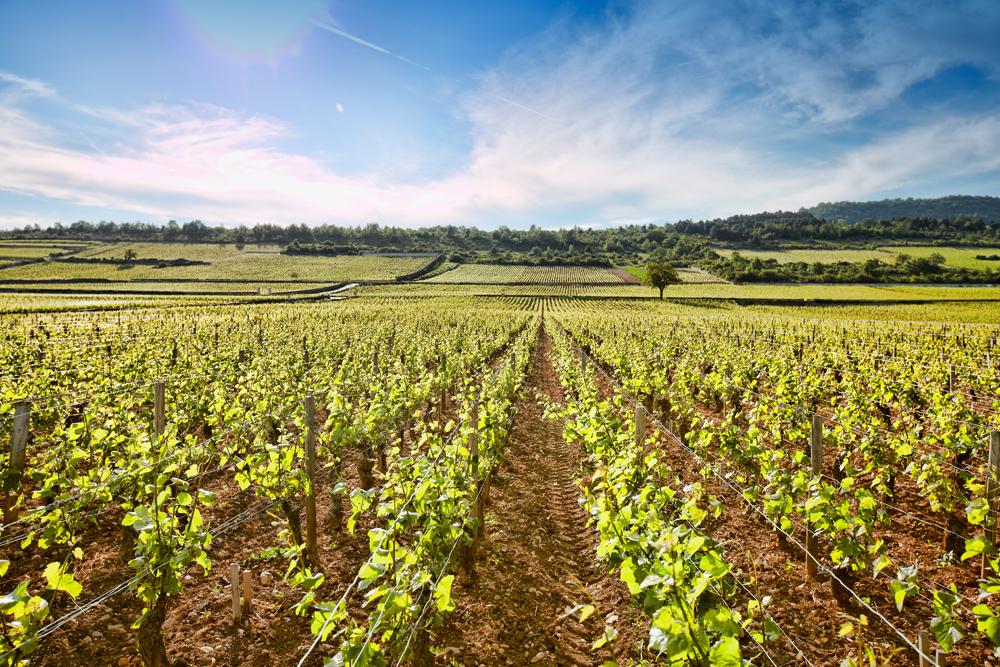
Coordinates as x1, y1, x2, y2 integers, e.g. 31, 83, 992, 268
0, 243, 435, 282
711, 247, 898, 263
426, 264, 627, 284
879, 246, 1000, 270
712, 245, 1000, 270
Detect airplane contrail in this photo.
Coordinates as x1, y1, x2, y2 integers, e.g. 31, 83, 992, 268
487, 93, 560, 122
308, 17, 557, 122
309, 19, 428, 70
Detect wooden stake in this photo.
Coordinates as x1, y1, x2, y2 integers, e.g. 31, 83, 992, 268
10, 399, 29, 484
230, 562, 241, 625
153, 381, 165, 440
934, 649, 946, 667
917, 630, 930, 667
984, 431, 1000, 577
810, 415, 823, 475
806, 415, 822, 579
304, 394, 319, 568
470, 400, 480, 480
634, 405, 646, 450
241, 570, 253, 612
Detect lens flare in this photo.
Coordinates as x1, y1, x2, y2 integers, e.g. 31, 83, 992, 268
172, 0, 326, 61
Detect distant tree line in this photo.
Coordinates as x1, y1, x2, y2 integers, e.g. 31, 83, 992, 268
673, 212, 1000, 245
806, 195, 1000, 224
8, 211, 1000, 252
3, 219, 717, 266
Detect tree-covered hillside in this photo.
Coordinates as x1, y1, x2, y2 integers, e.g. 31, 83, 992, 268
807, 195, 1000, 223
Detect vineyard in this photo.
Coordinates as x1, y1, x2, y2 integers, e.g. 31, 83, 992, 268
426, 265, 629, 285
0, 244, 98, 262
0, 244, 436, 284
2, 295, 1000, 665
0, 295, 239, 316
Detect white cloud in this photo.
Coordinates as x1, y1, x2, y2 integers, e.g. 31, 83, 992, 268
0, 213, 49, 228
0, 71, 55, 100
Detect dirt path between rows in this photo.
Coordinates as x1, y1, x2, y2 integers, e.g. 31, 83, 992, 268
432, 324, 645, 666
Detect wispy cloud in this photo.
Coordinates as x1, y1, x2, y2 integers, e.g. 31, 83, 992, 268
0, 71, 55, 99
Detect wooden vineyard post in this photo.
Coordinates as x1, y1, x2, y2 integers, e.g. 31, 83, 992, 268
462, 402, 484, 581
438, 353, 447, 427
304, 394, 319, 568
470, 400, 479, 480
634, 405, 646, 450
153, 381, 165, 440
230, 562, 242, 625
4, 399, 30, 523
935, 649, 946, 667
10, 399, 29, 485
917, 629, 931, 667
806, 415, 823, 579
470, 399, 484, 537
241, 569, 253, 613
984, 431, 1000, 578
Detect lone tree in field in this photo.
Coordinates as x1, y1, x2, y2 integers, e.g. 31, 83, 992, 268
643, 249, 681, 300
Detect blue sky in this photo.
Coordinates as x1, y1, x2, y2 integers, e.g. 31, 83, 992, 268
0, 0, 999, 228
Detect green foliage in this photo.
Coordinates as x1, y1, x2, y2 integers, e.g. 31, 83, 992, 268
123, 476, 214, 622
643, 249, 682, 298
808, 195, 1000, 224
548, 322, 742, 663
703, 251, 1000, 283
545, 297, 1000, 660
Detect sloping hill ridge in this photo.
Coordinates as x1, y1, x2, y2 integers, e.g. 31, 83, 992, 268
807, 195, 1000, 223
